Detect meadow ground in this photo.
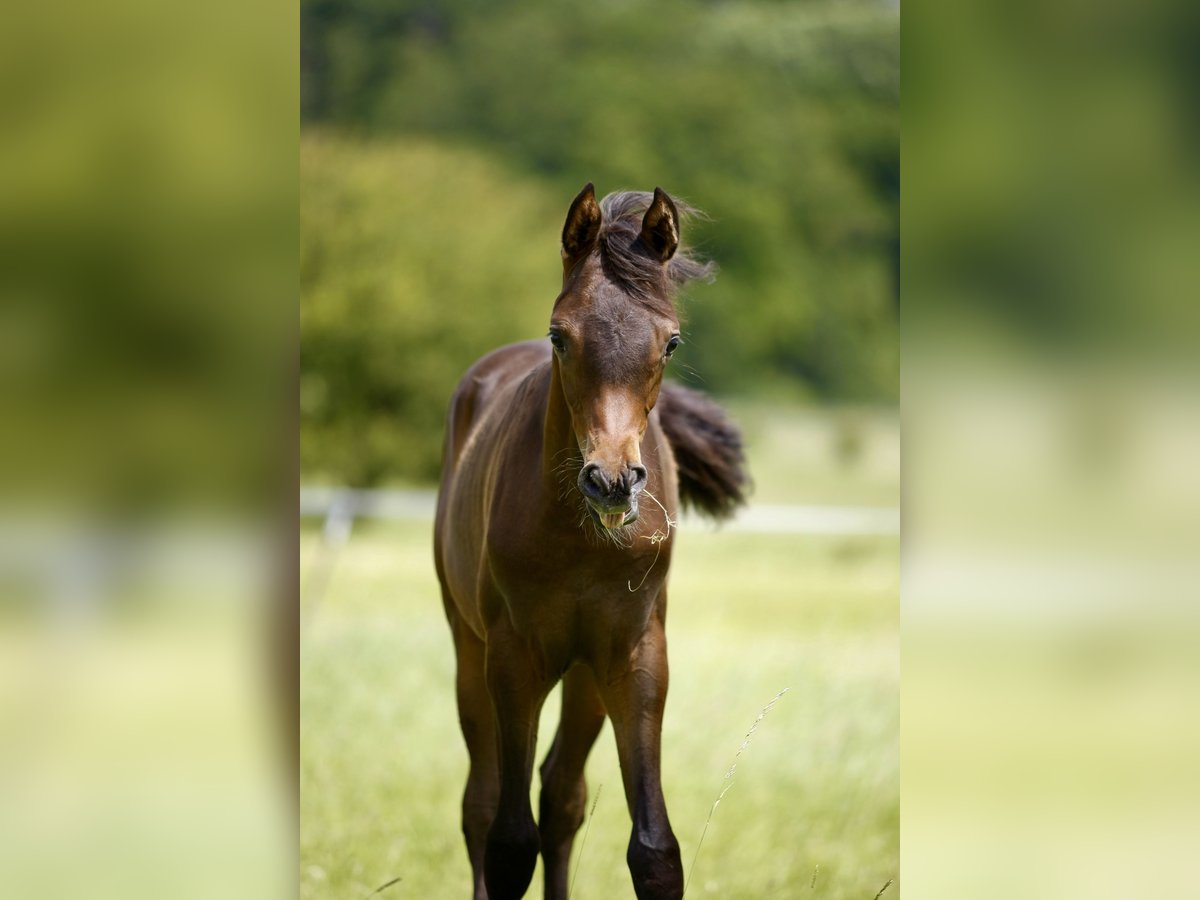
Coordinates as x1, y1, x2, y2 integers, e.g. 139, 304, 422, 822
300, 405, 899, 899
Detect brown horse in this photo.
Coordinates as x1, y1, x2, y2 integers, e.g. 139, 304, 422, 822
433, 184, 747, 900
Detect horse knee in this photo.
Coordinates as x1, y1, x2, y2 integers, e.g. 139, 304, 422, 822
462, 797, 494, 848
627, 829, 683, 900
484, 814, 540, 900
538, 773, 587, 842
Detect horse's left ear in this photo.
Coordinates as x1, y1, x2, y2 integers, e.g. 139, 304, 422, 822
639, 187, 680, 263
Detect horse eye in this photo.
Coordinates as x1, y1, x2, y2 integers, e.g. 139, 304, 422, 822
549, 330, 566, 353
664, 336, 681, 357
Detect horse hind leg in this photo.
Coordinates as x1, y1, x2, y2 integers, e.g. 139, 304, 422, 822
450, 613, 499, 900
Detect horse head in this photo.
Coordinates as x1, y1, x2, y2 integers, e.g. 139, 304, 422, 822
549, 183, 710, 529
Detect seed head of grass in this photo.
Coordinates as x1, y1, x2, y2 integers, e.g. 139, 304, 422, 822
683, 687, 789, 896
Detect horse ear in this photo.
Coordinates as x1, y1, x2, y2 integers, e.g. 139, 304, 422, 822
561, 182, 602, 266
639, 187, 680, 263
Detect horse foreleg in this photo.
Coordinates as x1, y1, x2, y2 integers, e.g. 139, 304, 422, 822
449, 612, 498, 900
539, 664, 607, 900
483, 625, 552, 900
598, 616, 683, 900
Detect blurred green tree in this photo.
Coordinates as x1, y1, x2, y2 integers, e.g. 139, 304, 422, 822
302, 0, 898, 485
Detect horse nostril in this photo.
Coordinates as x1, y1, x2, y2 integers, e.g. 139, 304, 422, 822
580, 463, 608, 498
627, 464, 648, 493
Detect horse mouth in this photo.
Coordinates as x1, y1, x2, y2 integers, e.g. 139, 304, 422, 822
586, 499, 639, 530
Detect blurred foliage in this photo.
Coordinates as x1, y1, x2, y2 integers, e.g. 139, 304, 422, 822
1, 0, 294, 516
301, 136, 562, 483
904, 0, 1200, 357
301, 0, 898, 485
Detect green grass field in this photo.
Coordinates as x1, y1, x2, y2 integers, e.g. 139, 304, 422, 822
300, 406, 898, 899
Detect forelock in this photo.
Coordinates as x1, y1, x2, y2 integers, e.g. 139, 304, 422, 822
595, 191, 716, 315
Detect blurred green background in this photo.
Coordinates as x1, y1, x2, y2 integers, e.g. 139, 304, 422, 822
300, 0, 899, 485
300, 2, 899, 899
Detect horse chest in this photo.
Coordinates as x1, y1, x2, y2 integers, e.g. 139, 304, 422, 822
485, 527, 668, 663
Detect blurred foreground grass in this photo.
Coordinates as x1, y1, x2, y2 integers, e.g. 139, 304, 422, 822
904, 624, 1200, 898
0, 526, 292, 900
300, 406, 899, 898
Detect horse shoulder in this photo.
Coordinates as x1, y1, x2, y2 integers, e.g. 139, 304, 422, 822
442, 340, 550, 472
437, 342, 553, 634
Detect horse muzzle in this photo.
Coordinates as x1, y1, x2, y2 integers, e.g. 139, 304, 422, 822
578, 462, 646, 529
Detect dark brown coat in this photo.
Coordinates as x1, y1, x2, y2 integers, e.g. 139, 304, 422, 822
433, 185, 745, 900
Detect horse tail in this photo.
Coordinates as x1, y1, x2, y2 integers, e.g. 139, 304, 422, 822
657, 382, 749, 521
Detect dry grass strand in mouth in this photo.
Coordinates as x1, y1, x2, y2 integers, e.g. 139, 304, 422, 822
683, 688, 790, 896
627, 487, 676, 591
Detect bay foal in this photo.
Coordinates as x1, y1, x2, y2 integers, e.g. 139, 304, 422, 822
434, 184, 746, 899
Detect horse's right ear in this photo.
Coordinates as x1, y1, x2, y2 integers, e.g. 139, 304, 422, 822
561, 182, 602, 269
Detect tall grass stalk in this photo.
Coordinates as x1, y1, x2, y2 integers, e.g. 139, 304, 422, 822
567, 783, 603, 900
683, 688, 789, 895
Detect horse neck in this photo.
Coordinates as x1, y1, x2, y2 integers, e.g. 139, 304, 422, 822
541, 357, 579, 495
